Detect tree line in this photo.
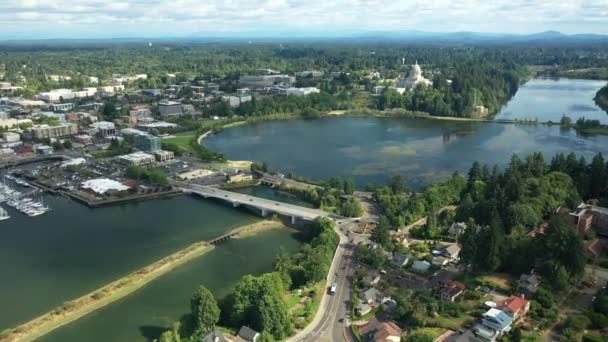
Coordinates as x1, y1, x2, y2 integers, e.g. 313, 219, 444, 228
154, 218, 339, 342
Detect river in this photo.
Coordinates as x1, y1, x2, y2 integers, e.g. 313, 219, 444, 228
495, 78, 607, 123
0, 194, 257, 330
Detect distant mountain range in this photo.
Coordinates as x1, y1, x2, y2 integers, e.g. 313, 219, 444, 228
188, 30, 608, 45
3, 30, 608, 46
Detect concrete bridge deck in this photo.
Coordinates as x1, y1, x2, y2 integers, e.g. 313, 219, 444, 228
181, 183, 334, 221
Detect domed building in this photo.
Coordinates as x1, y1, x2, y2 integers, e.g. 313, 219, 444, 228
396, 61, 432, 91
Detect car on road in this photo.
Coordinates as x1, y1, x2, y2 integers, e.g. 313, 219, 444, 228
480, 286, 492, 293
432, 271, 439, 277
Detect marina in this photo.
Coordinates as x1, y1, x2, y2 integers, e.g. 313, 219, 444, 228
0, 176, 51, 218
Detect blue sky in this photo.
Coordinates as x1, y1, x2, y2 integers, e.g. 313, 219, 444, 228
1, 0, 607, 39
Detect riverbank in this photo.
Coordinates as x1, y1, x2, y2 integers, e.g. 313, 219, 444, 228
0, 219, 283, 342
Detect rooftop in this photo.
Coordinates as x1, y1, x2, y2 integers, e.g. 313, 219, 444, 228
82, 178, 130, 194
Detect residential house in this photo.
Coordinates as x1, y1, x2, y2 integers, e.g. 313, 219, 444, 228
518, 273, 541, 298
586, 239, 605, 259
432, 256, 450, 267
200, 329, 228, 342
449, 222, 467, 237
238, 326, 260, 342
481, 308, 513, 335
362, 272, 381, 287
381, 297, 398, 312
497, 295, 530, 320
435, 281, 466, 302
390, 253, 413, 268
361, 287, 382, 305
440, 243, 461, 260
373, 321, 403, 342
412, 260, 431, 273
355, 302, 372, 316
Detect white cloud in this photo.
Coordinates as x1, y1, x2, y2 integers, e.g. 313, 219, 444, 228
0, 0, 606, 38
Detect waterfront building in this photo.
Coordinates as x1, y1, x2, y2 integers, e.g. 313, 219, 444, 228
82, 178, 130, 194
32, 123, 78, 139
118, 152, 155, 167
227, 172, 253, 184
135, 134, 161, 153
159, 101, 183, 117
396, 61, 432, 91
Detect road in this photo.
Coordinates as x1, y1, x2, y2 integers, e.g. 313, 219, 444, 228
288, 219, 365, 342
544, 265, 608, 341
181, 183, 334, 221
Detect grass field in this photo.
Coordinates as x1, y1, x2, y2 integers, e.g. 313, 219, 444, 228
162, 131, 196, 151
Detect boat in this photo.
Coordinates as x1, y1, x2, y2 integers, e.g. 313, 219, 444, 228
0, 207, 9, 221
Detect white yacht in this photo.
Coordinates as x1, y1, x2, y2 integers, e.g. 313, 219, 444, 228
0, 207, 9, 221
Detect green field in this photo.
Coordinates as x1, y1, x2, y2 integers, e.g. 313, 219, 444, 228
162, 131, 196, 152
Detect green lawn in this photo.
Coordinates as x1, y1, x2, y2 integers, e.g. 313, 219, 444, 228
162, 131, 196, 152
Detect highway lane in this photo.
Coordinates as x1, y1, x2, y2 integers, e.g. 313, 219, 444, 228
181, 183, 333, 220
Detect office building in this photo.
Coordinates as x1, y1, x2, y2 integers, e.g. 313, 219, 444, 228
154, 150, 174, 162
32, 123, 79, 139
159, 101, 182, 117
118, 152, 155, 167
90, 121, 117, 138
135, 134, 161, 153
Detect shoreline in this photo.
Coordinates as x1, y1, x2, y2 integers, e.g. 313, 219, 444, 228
0, 220, 284, 342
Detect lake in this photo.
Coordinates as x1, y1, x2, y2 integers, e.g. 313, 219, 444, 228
205, 116, 608, 188
0, 194, 257, 330
495, 78, 608, 123
37, 227, 302, 342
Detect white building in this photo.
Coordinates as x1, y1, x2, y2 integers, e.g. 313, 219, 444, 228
2, 132, 20, 143
82, 178, 130, 194
295, 71, 324, 78
279, 87, 320, 96
38, 88, 98, 102
118, 152, 155, 167
88, 76, 99, 84
396, 61, 432, 91
100, 85, 125, 94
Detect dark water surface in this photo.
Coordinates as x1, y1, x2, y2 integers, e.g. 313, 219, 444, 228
205, 116, 608, 188
37, 228, 302, 342
0, 194, 256, 329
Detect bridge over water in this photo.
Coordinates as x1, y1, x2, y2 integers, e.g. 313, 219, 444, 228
181, 184, 336, 223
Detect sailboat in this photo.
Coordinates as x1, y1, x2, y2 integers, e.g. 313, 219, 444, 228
0, 207, 10, 221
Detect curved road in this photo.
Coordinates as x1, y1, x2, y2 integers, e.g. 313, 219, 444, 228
288, 219, 365, 342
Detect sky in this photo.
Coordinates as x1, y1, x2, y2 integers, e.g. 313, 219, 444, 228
0, 0, 607, 39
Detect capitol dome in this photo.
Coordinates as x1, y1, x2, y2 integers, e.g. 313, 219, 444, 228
409, 62, 422, 79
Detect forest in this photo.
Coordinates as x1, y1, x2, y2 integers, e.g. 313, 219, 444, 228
2, 43, 607, 118
371, 151, 608, 292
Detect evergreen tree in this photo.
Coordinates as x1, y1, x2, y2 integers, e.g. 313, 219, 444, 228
190, 286, 220, 333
